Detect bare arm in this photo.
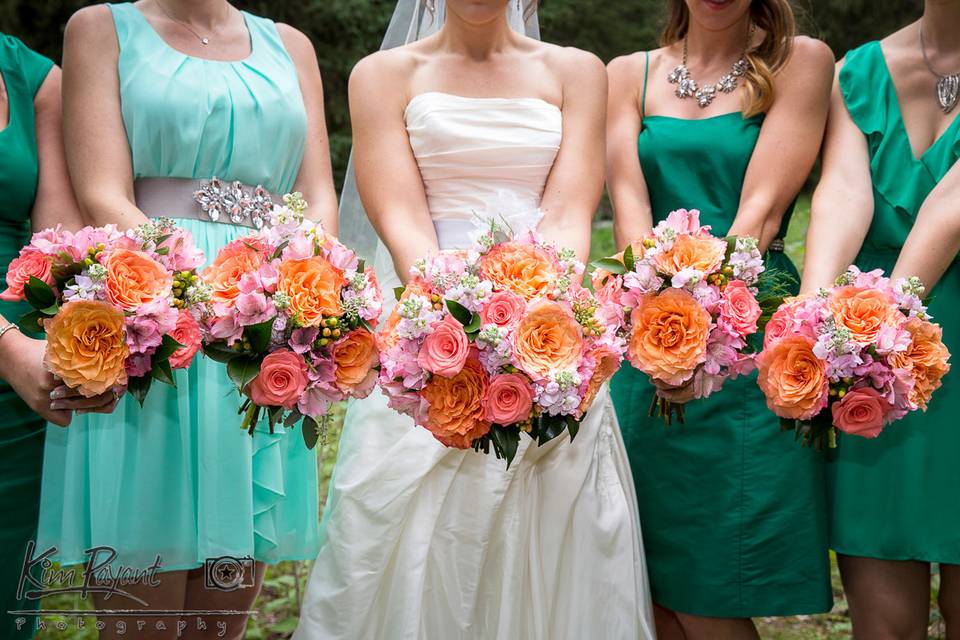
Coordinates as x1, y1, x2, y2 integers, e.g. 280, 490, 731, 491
801, 60, 875, 293
891, 162, 960, 290
538, 49, 607, 263
729, 38, 834, 250
61, 5, 145, 229
277, 25, 339, 233
349, 53, 436, 283
606, 54, 653, 251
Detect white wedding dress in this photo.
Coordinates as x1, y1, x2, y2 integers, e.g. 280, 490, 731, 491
295, 92, 655, 640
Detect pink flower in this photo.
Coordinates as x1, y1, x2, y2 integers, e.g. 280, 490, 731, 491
326, 240, 360, 271
125, 299, 178, 355
289, 327, 319, 354
281, 234, 316, 261
209, 314, 244, 346
125, 353, 152, 378
831, 387, 893, 438
297, 387, 331, 418
483, 373, 534, 425
417, 314, 470, 377
719, 280, 762, 337
662, 208, 705, 235
480, 290, 526, 328
157, 229, 205, 271
763, 307, 793, 349
1, 249, 54, 302
235, 290, 275, 326
247, 350, 308, 409
168, 310, 202, 369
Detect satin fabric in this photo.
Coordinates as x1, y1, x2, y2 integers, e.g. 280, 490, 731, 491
294, 93, 655, 640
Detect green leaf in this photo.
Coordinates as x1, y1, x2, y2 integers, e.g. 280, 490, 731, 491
591, 257, 627, 275
359, 318, 374, 333
284, 409, 303, 428
153, 334, 185, 361
537, 414, 567, 446
463, 312, 482, 334
151, 359, 176, 387
245, 319, 275, 354
490, 425, 521, 469
127, 375, 153, 407
19, 310, 45, 334
24, 276, 56, 311
302, 415, 320, 450
725, 235, 739, 262
445, 299, 473, 326
39, 303, 60, 316
271, 240, 290, 260
623, 244, 636, 272
202, 342, 240, 363
356, 259, 365, 272
227, 355, 261, 391
567, 416, 581, 442
394, 286, 406, 301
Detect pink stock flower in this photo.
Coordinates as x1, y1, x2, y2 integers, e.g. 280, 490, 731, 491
661, 208, 705, 235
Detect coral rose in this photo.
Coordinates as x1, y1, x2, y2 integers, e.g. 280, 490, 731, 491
513, 300, 585, 379
480, 241, 560, 300
719, 280, 762, 337
168, 310, 202, 370
277, 256, 345, 327
889, 317, 951, 410
418, 314, 470, 377
483, 373, 534, 425
1, 249, 54, 302
831, 387, 891, 438
44, 300, 129, 397
578, 346, 622, 414
756, 336, 829, 420
627, 288, 711, 386
652, 234, 727, 277
331, 329, 379, 392
203, 238, 269, 307
421, 356, 491, 449
828, 286, 902, 346
480, 290, 526, 328
102, 249, 173, 312
763, 307, 794, 349
247, 350, 308, 409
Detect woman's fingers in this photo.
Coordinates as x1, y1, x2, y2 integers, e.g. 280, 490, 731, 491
51, 391, 118, 411
44, 408, 73, 427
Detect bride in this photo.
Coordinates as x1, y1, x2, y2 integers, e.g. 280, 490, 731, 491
295, 1, 655, 638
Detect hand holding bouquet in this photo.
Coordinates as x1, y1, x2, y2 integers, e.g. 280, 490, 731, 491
758, 267, 950, 448
0, 219, 207, 403
378, 219, 624, 467
198, 195, 383, 448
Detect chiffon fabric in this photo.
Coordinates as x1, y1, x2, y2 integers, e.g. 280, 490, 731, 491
295, 93, 655, 640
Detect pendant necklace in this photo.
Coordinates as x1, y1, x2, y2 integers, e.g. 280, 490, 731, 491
919, 22, 959, 114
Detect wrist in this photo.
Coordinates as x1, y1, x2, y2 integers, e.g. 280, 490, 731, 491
0, 325, 24, 381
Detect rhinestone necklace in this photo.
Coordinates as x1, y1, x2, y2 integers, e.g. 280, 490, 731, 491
919, 22, 959, 114
668, 25, 754, 108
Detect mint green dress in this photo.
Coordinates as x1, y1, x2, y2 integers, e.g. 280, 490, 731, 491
609, 53, 832, 617
827, 42, 960, 563
0, 33, 53, 640
37, 3, 319, 571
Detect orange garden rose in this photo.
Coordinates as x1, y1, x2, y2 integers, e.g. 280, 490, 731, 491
652, 234, 727, 277
421, 356, 491, 449
44, 300, 129, 397
480, 241, 560, 300
828, 286, 902, 346
102, 249, 173, 311
331, 328, 379, 391
202, 238, 269, 307
627, 288, 711, 386
277, 256, 345, 327
756, 336, 829, 420
889, 318, 951, 410
578, 346, 622, 414
513, 300, 585, 379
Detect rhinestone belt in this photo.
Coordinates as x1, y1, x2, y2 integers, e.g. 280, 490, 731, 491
133, 177, 281, 230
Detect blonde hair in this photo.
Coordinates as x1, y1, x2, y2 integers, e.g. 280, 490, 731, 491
661, 0, 796, 117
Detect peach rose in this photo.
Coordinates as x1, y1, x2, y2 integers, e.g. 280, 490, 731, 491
652, 234, 727, 277
828, 286, 902, 346
331, 328, 379, 391
831, 387, 891, 438
421, 356, 491, 449
480, 290, 526, 328
513, 300, 585, 379
0, 249, 54, 302
579, 346, 622, 414
168, 309, 202, 369
627, 288, 711, 386
889, 317, 952, 410
102, 249, 173, 312
483, 373, 534, 425
277, 256, 345, 327
203, 238, 269, 307
480, 242, 560, 300
756, 336, 829, 420
247, 350, 308, 409
719, 280, 762, 337
44, 300, 129, 397
418, 314, 470, 377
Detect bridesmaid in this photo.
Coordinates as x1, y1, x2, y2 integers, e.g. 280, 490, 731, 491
0, 32, 117, 640
802, 1, 960, 636
36, 2, 338, 638
606, 0, 834, 637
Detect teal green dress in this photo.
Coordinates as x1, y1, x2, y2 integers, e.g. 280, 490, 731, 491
609, 53, 832, 618
0, 33, 53, 640
827, 42, 960, 563
37, 3, 319, 571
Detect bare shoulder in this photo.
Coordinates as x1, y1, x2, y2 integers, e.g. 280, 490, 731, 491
788, 35, 835, 69
275, 23, 317, 65
64, 4, 115, 46
541, 43, 605, 81
607, 51, 647, 79
778, 36, 835, 88
349, 47, 418, 105
34, 64, 62, 108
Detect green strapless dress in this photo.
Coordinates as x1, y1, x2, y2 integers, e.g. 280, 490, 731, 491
0, 33, 53, 640
609, 53, 833, 617
827, 41, 960, 563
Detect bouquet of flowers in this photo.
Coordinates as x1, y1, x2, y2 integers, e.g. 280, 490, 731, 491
0, 219, 207, 402
377, 219, 624, 467
591, 208, 781, 424
198, 194, 383, 448
757, 267, 951, 448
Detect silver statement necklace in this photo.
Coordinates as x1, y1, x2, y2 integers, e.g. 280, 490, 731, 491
919, 22, 959, 114
667, 25, 754, 108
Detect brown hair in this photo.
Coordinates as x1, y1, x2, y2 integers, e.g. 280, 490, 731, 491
425, 0, 541, 20
660, 0, 796, 117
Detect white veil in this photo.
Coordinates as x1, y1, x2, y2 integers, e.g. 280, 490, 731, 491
337, 0, 542, 262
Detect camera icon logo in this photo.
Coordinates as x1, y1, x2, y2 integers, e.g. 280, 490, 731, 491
203, 556, 256, 592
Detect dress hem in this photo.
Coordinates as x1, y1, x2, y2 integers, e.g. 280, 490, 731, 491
831, 545, 960, 566
47, 553, 320, 573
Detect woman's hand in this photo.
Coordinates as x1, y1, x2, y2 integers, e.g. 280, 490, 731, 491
653, 379, 698, 404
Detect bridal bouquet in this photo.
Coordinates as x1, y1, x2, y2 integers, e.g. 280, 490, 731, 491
0, 219, 208, 402
199, 194, 383, 448
591, 208, 781, 424
378, 218, 624, 467
757, 267, 951, 448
